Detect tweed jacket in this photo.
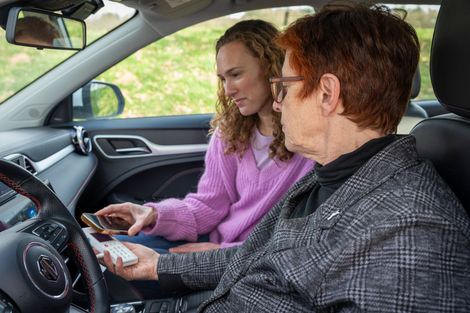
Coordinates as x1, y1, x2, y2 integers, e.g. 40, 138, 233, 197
158, 136, 470, 312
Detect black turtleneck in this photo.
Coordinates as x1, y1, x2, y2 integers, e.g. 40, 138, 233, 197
289, 134, 397, 218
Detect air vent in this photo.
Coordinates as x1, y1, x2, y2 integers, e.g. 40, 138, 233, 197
73, 126, 92, 155
24, 158, 37, 175
4, 154, 37, 175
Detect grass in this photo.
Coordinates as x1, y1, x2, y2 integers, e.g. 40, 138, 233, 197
0, 43, 74, 102
94, 25, 224, 117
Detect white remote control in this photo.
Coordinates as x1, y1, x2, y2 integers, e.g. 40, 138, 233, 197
83, 227, 138, 267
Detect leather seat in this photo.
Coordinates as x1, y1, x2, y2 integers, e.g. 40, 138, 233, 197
406, 69, 428, 118
397, 68, 428, 134
411, 0, 470, 212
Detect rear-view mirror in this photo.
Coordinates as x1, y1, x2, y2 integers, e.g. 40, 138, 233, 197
6, 7, 86, 50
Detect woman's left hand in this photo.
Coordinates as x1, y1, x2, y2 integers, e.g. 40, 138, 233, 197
169, 242, 221, 254
103, 242, 160, 280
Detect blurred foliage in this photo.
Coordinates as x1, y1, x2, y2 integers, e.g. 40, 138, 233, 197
0, 43, 74, 102
402, 6, 439, 28
90, 83, 120, 117
93, 25, 224, 117
0, 5, 133, 103
63, 18, 86, 47
415, 28, 435, 101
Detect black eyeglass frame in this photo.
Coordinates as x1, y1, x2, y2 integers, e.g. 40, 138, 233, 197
269, 76, 304, 103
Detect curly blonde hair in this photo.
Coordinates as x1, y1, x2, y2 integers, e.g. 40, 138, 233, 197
210, 20, 293, 162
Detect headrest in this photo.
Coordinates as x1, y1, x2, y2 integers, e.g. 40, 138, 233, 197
431, 0, 470, 118
410, 68, 420, 99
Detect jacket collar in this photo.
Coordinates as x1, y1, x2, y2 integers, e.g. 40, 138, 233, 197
281, 135, 419, 225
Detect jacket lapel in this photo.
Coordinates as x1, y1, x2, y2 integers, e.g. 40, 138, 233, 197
310, 135, 419, 228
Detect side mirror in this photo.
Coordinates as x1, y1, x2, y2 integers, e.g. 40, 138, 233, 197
6, 7, 86, 50
73, 81, 125, 120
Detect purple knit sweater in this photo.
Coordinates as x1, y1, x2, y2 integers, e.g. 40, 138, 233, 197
143, 133, 314, 248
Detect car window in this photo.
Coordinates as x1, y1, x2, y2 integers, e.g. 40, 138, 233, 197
386, 4, 439, 100
0, 0, 135, 104
74, 6, 314, 121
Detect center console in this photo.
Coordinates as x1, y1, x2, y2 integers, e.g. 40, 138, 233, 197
108, 290, 213, 313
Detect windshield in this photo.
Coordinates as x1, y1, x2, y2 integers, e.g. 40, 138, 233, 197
0, 0, 135, 104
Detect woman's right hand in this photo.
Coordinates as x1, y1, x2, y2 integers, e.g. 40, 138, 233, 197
95, 202, 157, 236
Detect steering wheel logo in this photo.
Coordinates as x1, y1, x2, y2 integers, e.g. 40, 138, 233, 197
37, 255, 59, 282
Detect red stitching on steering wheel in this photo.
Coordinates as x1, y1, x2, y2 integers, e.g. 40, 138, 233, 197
69, 242, 96, 313
0, 173, 42, 211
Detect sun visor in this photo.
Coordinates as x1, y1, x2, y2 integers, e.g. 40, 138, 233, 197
140, 0, 213, 19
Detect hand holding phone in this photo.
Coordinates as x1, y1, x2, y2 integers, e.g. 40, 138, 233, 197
81, 212, 130, 234
94, 203, 157, 236
83, 227, 138, 267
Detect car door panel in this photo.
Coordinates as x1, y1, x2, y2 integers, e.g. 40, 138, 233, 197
93, 134, 207, 159
75, 114, 212, 217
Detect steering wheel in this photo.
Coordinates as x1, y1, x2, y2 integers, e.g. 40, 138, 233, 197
0, 159, 109, 312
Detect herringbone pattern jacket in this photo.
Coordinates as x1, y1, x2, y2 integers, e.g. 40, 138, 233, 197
158, 136, 470, 312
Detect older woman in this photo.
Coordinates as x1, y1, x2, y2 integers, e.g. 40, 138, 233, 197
103, 2, 470, 312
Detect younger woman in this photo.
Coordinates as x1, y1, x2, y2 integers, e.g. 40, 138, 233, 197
96, 20, 314, 254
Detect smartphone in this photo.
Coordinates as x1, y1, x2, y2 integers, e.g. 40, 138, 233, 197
82, 227, 138, 267
81, 212, 130, 234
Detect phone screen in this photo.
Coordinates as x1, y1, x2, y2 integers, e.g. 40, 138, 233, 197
83, 213, 130, 232
90, 232, 114, 242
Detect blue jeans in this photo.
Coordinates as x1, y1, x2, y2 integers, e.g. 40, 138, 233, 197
114, 233, 191, 254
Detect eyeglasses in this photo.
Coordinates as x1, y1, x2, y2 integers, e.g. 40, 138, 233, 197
269, 76, 304, 103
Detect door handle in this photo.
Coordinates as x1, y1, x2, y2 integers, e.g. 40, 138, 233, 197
94, 135, 208, 159
115, 147, 150, 154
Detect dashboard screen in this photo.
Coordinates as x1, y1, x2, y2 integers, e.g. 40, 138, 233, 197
0, 182, 15, 205
0, 182, 37, 229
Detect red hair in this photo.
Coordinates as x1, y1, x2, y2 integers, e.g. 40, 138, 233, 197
277, 2, 420, 134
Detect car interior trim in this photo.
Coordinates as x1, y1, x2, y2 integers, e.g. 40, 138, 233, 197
36, 145, 75, 173
4, 145, 76, 174
93, 134, 208, 159
65, 158, 97, 210
4, 154, 38, 175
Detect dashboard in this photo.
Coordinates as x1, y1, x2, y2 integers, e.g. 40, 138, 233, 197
0, 126, 96, 230
0, 181, 38, 227
0, 182, 16, 207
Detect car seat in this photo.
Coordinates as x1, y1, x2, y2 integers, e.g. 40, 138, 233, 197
407, 69, 428, 118
411, 0, 470, 212
397, 68, 428, 134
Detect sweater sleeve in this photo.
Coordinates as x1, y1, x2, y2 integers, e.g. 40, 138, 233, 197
142, 133, 237, 242
220, 240, 243, 249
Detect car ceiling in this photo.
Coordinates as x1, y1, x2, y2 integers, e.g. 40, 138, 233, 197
115, 0, 441, 39
115, 0, 442, 18
0, 0, 441, 39
0, 0, 442, 19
